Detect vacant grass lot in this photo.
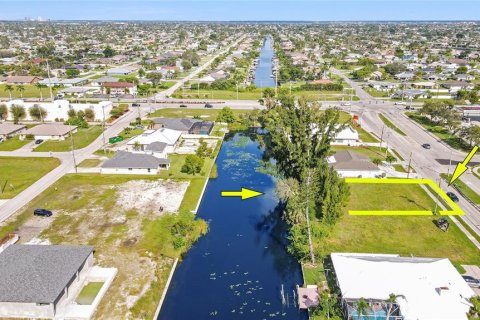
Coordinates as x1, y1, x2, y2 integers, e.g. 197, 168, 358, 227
34, 126, 103, 152
0, 84, 59, 99
0, 136, 30, 151
173, 89, 263, 100
0, 157, 60, 199
316, 182, 480, 265
78, 159, 101, 167
148, 108, 253, 121
407, 112, 470, 151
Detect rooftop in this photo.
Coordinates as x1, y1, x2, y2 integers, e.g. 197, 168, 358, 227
0, 245, 93, 304
102, 151, 169, 169
24, 124, 77, 136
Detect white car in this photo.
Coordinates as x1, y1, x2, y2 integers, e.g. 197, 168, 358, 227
341, 102, 352, 106
394, 101, 406, 105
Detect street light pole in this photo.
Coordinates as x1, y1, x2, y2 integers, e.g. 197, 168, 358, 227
102, 105, 106, 153
70, 131, 77, 174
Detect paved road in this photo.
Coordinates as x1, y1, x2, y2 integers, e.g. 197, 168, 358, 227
0, 38, 245, 223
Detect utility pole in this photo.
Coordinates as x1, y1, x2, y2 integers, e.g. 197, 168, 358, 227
379, 124, 386, 148
46, 59, 54, 101
70, 131, 77, 173
102, 105, 107, 153
447, 149, 453, 178
407, 152, 413, 179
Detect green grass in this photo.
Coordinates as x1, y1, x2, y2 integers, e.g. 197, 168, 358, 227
302, 264, 326, 286
118, 127, 144, 140
94, 149, 115, 158
0, 84, 58, 98
76, 282, 104, 305
173, 89, 263, 100
457, 217, 480, 244
393, 164, 407, 173
379, 113, 406, 136
391, 148, 405, 161
347, 183, 436, 211
148, 108, 253, 121
34, 126, 103, 152
315, 183, 480, 265
78, 159, 102, 167
441, 173, 480, 205
407, 112, 471, 152
0, 157, 61, 199
354, 125, 379, 143
0, 136, 30, 151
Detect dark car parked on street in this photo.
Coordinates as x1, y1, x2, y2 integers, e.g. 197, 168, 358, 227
462, 275, 480, 288
446, 192, 459, 203
35, 139, 44, 145
34, 208, 53, 217
204, 103, 213, 108
180, 104, 188, 108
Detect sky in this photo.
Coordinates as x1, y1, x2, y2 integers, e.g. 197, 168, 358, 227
0, 1, 479, 21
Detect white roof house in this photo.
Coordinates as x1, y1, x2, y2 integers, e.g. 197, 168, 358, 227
331, 253, 475, 320
126, 128, 181, 153
332, 125, 359, 145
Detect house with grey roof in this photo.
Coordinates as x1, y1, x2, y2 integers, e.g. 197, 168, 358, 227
152, 117, 214, 135
328, 150, 383, 178
0, 244, 94, 318
101, 151, 170, 175
0, 123, 26, 139
20, 124, 77, 141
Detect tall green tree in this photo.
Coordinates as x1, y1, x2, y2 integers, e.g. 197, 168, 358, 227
216, 107, 236, 123
0, 103, 7, 120
28, 104, 47, 121
10, 104, 26, 124
4, 84, 13, 99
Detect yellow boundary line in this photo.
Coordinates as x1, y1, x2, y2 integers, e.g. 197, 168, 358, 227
345, 178, 464, 216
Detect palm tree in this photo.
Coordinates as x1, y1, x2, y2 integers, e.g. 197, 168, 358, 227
4, 84, 13, 99
35, 83, 46, 101
470, 296, 480, 319
385, 155, 397, 165
133, 141, 142, 151
386, 293, 397, 319
15, 85, 25, 99
356, 298, 369, 320
372, 157, 383, 166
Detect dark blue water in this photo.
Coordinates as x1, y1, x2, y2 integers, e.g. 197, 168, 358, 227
158, 133, 307, 320
254, 37, 276, 88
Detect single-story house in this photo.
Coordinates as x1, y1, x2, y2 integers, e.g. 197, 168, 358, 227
152, 118, 214, 135
20, 124, 77, 141
412, 81, 436, 89
454, 74, 475, 82
332, 126, 359, 145
101, 82, 137, 95
328, 150, 383, 178
90, 76, 119, 86
101, 151, 170, 174
5, 76, 41, 84
0, 123, 26, 139
391, 89, 429, 100
0, 244, 94, 319
395, 72, 415, 81
127, 128, 182, 153
106, 66, 137, 76
331, 252, 475, 320
441, 81, 475, 92
368, 81, 398, 92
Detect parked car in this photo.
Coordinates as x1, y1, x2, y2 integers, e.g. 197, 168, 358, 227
35, 139, 44, 145
180, 104, 188, 108
394, 101, 406, 105
132, 103, 140, 107
34, 208, 53, 217
340, 102, 351, 106
204, 103, 213, 108
446, 192, 459, 203
462, 275, 480, 288
422, 143, 431, 149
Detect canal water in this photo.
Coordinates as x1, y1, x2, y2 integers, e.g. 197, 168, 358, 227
159, 133, 307, 320
254, 37, 276, 88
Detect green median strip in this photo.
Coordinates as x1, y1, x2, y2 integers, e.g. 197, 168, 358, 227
379, 113, 406, 136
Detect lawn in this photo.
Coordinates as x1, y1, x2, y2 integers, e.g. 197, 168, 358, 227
379, 113, 406, 136
441, 173, 480, 205
76, 282, 103, 305
173, 88, 263, 100
407, 112, 470, 152
0, 84, 59, 99
355, 125, 379, 143
118, 127, 144, 140
78, 159, 102, 167
393, 164, 407, 173
347, 183, 436, 211
0, 136, 30, 151
0, 157, 60, 199
34, 126, 103, 152
148, 108, 253, 122
315, 182, 480, 265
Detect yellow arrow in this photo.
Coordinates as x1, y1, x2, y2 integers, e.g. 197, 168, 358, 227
221, 188, 263, 200
449, 146, 478, 185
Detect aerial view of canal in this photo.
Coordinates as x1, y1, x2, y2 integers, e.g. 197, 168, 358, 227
159, 133, 307, 320
254, 36, 276, 88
